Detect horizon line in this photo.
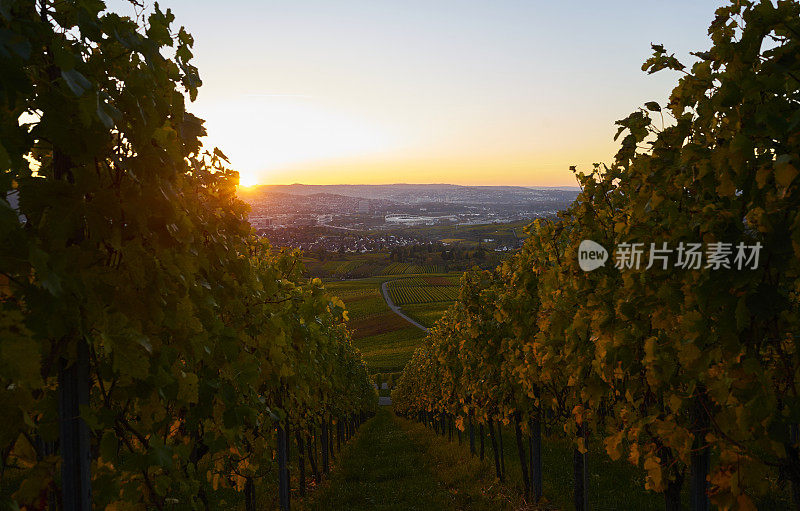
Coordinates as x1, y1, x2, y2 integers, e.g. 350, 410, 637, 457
239, 182, 581, 188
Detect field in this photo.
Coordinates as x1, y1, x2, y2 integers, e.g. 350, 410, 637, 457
349, 312, 413, 339
325, 277, 426, 374
386, 276, 459, 306
303, 232, 515, 280
401, 302, 452, 329
354, 328, 427, 374
324, 271, 460, 374
322, 260, 365, 276
381, 263, 442, 275
307, 257, 448, 280
390, 220, 531, 247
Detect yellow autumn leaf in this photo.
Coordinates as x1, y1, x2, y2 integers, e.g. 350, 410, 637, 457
677, 343, 702, 368
755, 166, 771, 189
605, 431, 624, 460
628, 442, 640, 465
644, 336, 658, 364
716, 173, 736, 197
776, 162, 798, 188
643, 456, 663, 491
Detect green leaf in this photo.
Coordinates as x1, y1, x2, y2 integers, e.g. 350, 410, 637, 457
0, 335, 42, 387
100, 431, 119, 462
213, 147, 230, 163
735, 296, 750, 331
96, 95, 114, 128
0, 141, 10, 172
149, 443, 173, 469
134, 334, 153, 354
0, 1, 11, 21
775, 157, 798, 188
61, 68, 91, 96
0, 28, 31, 59
53, 43, 75, 71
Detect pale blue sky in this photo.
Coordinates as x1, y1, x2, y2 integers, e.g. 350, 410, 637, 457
110, 1, 727, 186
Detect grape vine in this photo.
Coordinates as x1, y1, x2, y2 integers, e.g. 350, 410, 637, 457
394, 1, 800, 508
0, 1, 375, 508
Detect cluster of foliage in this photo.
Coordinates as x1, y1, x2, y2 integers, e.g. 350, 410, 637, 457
394, 1, 800, 508
0, 0, 374, 508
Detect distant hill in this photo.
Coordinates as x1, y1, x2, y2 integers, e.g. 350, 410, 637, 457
239, 183, 579, 204
247, 184, 464, 198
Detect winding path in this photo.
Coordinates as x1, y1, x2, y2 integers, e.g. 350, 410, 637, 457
380, 281, 429, 334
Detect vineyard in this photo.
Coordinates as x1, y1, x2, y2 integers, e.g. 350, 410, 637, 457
394, 3, 800, 510
401, 303, 452, 329
3, 0, 800, 510
305, 259, 447, 279
325, 278, 428, 373
0, 2, 375, 510
321, 260, 364, 276
387, 277, 459, 306
382, 263, 442, 275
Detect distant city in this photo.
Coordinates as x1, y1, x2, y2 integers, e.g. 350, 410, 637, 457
238, 184, 579, 254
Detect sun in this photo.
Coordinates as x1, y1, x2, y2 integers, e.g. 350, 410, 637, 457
238, 171, 259, 188
197, 95, 396, 189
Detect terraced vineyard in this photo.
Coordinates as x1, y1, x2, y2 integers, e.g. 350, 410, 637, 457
387, 276, 460, 306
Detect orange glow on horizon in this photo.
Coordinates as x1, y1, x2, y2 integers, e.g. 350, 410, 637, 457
231, 146, 614, 188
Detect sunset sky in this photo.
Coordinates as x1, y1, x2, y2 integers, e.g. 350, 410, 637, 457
113, 1, 726, 187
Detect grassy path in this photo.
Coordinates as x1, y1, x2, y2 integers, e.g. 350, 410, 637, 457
304, 406, 687, 510
304, 407, 454, 510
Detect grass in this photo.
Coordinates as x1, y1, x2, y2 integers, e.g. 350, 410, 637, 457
395, 416, 796, 510
395, 415, 665, 510
396, 415, 538, 511
302, 408, 454, 511
303, 408, 522, 511
300, 408, 795, 511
